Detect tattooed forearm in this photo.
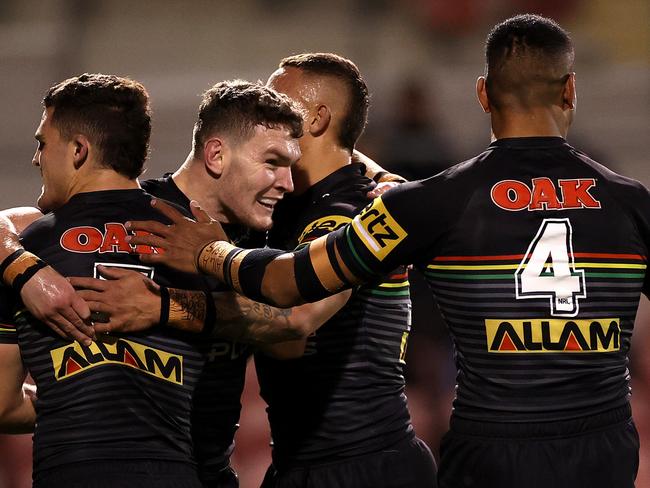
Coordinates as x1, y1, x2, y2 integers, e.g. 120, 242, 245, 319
163, 288, 348, 345
246, 302, 293, 323
211, 292, 303, 344
167, 289, 207, 333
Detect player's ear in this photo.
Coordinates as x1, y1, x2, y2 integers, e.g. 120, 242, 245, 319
476, 76, 490, 113
71, 134, 89, 169
562, 72, 576, 111
203, 137, 225, 178
308, 104, 331, 137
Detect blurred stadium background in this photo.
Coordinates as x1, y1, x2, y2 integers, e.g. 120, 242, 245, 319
0, 1, 648, 487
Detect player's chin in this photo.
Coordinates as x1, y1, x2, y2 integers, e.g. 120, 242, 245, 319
247, 210, 274, 232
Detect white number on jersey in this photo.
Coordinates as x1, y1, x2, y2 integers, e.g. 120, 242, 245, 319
515, 218, 586, 316
93, 262, 155, 280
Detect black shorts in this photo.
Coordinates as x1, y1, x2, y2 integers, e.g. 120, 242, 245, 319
438, 404, 639, 488
34, 459, 204, 488
260, 435, 437, 488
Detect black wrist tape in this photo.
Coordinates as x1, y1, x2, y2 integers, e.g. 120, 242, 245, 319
0, 249, 25, 279
0, 249, 48, 294
12, 260, 48, 294
293, 244, 331, 302
222, 248, 245, 289
236, 248, 286, 302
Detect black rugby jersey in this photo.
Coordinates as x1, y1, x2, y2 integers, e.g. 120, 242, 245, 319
258, 163, 414, 465
142, 175, 253, 480
320, 137, 650, 422
4, 189, 210, 477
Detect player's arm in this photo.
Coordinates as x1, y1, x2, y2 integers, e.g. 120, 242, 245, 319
147, 286, 350, 345
123, 207, 368, 307
252, 278, 350, 359
354, 151, 407, 198
0, 208, 93, 345
70, 265, 350, 343
212, 289, 351, 346
128, 186, 422, 306
123, 199, 354, 306
0, 342, 36, 434
353, 150, 406, 184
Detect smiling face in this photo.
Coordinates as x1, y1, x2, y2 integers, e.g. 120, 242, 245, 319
32, 108, 76, 212
217, 124, 300, 231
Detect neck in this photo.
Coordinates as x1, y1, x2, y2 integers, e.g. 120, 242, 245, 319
172, 152, 228, 221
490, 106, 568, 140
74, 168, 139, 194
292, 140, 351, 195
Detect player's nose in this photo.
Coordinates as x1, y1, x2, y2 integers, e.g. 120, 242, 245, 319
276, 166, 294, 194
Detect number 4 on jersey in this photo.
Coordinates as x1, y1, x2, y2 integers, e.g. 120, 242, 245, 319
515, 218, 586, 317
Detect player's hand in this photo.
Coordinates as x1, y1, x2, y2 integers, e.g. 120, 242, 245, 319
125, 199, 228, 274
20, 266, 95, 345
69, 265, 161, 334
367, 181, 400, 199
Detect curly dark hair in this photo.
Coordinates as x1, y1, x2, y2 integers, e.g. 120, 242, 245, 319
193, 80, 303, 157
484, 14, 574, 108
43, 73, 151, 179
279, 53, 369, 151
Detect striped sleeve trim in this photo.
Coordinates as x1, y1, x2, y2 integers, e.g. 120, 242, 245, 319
0, 322, 18, 344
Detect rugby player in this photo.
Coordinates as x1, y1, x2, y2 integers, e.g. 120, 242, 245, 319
254, 53, 436, 487
85, 79, 350, 488
0, 73, 215, 488
130, 15, 646, 488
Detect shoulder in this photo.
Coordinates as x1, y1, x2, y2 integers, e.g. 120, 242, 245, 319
141, 175, 189, 209
0, 207, 44, 234
140, 174, 170, 191
276, 165, 375, 247
140, 177, 164, 194
309, 173, 374, 225
154, 196, 193, 219
313, 164, 375, 215
383, 154, 486, 206
571, 149, 650, 208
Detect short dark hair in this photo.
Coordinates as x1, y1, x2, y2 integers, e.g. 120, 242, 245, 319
193, 80, 303, 156
43, 73, 151, 179
484, 14, 574, 108
280, 53, 369, 151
